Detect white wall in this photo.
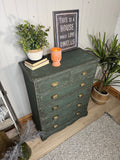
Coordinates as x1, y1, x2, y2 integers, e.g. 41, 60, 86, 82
114, 14, 120, 91
0, 0, 120, 118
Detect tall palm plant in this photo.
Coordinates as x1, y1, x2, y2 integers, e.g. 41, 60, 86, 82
88, 33, 120, 93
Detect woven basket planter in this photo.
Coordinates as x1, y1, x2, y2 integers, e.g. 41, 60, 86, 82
91, 86, 109, 105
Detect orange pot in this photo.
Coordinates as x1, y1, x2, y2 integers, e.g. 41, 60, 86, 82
51, 47, 62, 67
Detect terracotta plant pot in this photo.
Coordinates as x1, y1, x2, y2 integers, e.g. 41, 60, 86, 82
27, 48, 43, 61
51, 47, 62, 67
91, 86, 109, 105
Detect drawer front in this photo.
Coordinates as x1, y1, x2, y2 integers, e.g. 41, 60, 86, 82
36, 76, 94, 105
40, 103, 88, 130
35, 71, 70, 93
40, 98, 89, 128
70, 62, 97, 82
39, 90, 90, 118
41, 109, 88, 140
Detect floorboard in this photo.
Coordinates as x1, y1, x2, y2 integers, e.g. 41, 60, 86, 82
27, 95, 120, 160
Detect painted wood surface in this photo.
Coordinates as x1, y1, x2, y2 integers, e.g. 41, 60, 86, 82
20, 48, 98, 140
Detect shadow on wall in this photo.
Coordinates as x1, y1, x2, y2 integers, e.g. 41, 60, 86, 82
0, 15, 27, 59
1, 63, 31, 118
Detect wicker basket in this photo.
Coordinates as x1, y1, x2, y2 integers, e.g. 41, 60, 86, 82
91, 86, 109, 105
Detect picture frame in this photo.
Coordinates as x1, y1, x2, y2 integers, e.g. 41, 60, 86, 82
53, 9, 79, 52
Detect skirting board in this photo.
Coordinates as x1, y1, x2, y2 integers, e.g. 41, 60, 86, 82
19, 84, 120, 125
93, 82, 120, 100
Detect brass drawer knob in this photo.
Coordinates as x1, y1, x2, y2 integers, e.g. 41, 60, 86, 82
80, 83, 85, 87
52, 94, 58, 99
82, 71, 88, 75
54, 124, 58, 128
77, 103, 82, 107
78, 94, 83, 98
76, 112, 80, 116
51, 81, 59, 87
52, 105, 59, 110
53, 115, 59, 120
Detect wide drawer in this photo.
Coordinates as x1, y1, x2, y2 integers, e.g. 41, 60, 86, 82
36, 76, 94, 105
40, 102, 88, 131
38, 88, 90, 118
41, 108, 88, 140
35, 71, 70, 93
39, 98, 89, 128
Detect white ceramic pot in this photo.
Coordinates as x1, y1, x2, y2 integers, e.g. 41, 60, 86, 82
27, 48, 43, 61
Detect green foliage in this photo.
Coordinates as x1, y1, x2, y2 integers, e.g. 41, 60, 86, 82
88, 32, 120, 92
16, 21, 50, 53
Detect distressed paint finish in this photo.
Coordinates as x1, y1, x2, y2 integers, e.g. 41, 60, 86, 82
20, 48, 98, 140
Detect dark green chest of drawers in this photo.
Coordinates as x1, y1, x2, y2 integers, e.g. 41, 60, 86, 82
20, 48, 98, 140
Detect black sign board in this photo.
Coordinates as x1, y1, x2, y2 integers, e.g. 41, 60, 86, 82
53, 10, 79, 52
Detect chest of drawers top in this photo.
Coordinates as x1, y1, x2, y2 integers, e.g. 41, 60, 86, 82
19, 48, 98, 82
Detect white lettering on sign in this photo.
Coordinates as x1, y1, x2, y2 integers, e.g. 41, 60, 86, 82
60, 34, 67, 40
68, 32, 74, 38
59, 17, 68, 23
60, 24, 74, 32
60, 39, 75, 48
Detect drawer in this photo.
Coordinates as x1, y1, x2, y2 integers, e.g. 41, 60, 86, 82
35, 71, 70, 93
39, 92, 90, 118
36, 76, 94, 105
40, 103, 88, 131
40, 99, 89, 127
70, 62, 97, 82
41, 108, 88, 140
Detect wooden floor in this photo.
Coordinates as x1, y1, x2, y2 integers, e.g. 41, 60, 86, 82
27, 95, 120, 160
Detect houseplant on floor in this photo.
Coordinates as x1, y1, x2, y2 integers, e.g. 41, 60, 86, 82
16, 21, 50, 61
2, 121, 42, 160
88, 32, 120, 104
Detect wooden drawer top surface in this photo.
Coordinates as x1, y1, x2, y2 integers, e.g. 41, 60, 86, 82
19, 48, 98, 82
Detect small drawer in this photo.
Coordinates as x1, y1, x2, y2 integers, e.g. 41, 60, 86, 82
70, 63, 97, 82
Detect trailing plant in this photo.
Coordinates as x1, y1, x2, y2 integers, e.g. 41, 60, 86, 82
16, 21, 50, 53
88, 32, 120, 93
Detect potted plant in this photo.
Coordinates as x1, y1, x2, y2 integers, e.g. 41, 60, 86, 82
88, 32, 120, 104
16, 21, 50, 61
3, 121, 42, 160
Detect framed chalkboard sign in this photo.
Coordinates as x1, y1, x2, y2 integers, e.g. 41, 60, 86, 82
53, 10, 79, 52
